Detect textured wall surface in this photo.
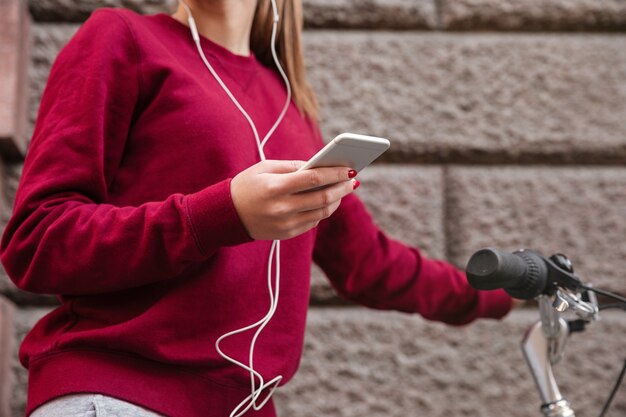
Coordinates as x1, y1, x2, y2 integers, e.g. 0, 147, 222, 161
0, 0, 30, 161
446, 167, 626, 293
27, 0, 439, 28
0, 159, 6, 229
305, 32, 626, 164
302, 0, 437, 29
274, 309, 626, 417
0, 297, 15, 417
439, 0, 626, 31
1, 1, 625, 417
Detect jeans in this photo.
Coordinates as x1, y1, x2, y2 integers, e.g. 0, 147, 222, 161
30, 393, 166, 417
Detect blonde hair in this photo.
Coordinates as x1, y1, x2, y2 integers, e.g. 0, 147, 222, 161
250, 0, 319, 121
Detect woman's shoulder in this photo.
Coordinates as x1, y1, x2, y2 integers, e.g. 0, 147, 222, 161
85, 7, 145, 24
68, 8, 139, 47
78, 7, 187, 54
46, 7, 148, 94
78, 7, 164, 40
66, 7, 180, 64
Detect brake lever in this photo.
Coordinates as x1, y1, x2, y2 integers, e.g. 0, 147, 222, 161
553, 289, 599, 321
545, 254, 584, 293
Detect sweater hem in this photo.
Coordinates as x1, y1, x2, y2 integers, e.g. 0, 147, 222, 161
26, 349, 276, 417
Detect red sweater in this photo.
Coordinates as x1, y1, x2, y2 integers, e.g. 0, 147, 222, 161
0, 8, 512, 417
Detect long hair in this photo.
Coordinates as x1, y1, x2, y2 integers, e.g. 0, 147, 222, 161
250, 0, 319, 121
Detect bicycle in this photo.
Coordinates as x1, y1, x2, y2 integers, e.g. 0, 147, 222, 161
465, 248, 626, 417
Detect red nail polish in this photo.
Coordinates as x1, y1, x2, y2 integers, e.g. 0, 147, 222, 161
348, 170, 357, 179
353, 180, 360, 190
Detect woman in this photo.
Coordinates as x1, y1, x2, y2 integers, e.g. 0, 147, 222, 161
0, 1, 516, 416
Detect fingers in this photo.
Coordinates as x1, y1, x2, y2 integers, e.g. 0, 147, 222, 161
511, 298, 526, 309
256, 161, 354, 195
296, 199, 343, 227
273, 199, 342, 240
279, 181, 355, 236
289, 179, 355, 212
280, 166, 354, 194
232, 159, 361, 240
256, 160, 305, 174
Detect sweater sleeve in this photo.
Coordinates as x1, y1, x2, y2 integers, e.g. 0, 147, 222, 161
0, 10, 252, 295
313, 194, 512, 325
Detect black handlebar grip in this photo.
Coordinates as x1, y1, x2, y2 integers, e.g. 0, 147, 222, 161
466, 248, 526, 290
466, 248, 548, 299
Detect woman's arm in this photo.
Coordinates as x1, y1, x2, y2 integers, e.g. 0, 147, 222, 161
313, 193, 512, 325
0, 10, 254, 295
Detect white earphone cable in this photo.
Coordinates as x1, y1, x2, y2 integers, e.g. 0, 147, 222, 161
178, 1, 290, 416
180, 0, 291, 160
261, 1, 292, 149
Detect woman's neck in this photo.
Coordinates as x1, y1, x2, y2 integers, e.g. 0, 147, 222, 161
171, 0, 257, 56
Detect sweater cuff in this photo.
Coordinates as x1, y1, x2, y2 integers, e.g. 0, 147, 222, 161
478, 289, 513, 319
184, 178, 253, 256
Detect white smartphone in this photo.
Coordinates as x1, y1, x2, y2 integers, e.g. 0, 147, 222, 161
298, 133, 390, 173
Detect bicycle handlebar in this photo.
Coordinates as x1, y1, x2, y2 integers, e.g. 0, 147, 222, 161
465, 247, 625, 417
466, 248, 549, 299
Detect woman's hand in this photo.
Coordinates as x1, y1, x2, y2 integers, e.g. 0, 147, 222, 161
511, 298, 526, 309
230, 160, 358, 240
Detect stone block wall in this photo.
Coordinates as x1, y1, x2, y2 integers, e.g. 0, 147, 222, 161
1, 1, 625, 416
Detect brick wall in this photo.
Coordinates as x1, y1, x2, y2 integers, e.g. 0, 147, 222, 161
1, 0, 625, 416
